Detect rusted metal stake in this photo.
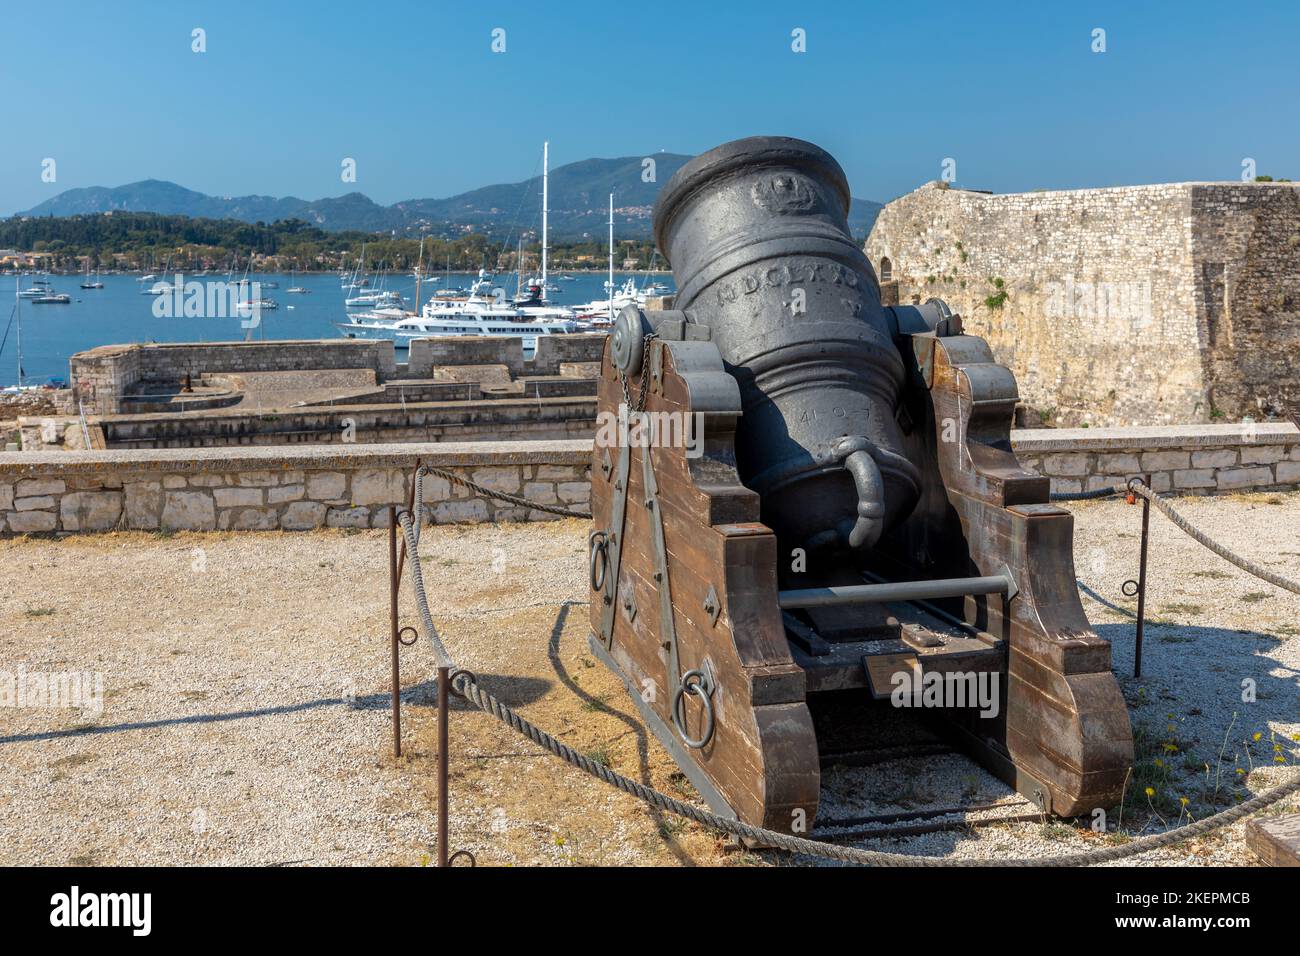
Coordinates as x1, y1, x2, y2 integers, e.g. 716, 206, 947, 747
389, 504, 402, 757
395, 458, 421, 584
1133, 474, 1151, 679
437, 665, 450, 867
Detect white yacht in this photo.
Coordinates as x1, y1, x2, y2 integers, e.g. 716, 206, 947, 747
32, 291, 72, 304
336, 272, 577, 351
235, 298, 278, 316
345, 289, 403, 308
336, 308, 578, 353
18, 279, 55, 299
572, 277, 645, 324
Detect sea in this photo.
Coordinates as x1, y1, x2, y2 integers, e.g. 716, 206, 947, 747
0, 271, 658, 387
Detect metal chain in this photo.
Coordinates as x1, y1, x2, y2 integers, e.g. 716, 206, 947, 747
1049, 486, 1123, 502
619, 332, 658, 414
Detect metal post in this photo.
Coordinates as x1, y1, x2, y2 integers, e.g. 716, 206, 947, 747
1133, 474, 1151, 679
389, 505, 402, 757
437, 665, 450, 867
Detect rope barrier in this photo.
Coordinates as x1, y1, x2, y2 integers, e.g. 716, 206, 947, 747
1125, 478, 1300, 595
391, 490, 1300, 867
414, 465, 593, 520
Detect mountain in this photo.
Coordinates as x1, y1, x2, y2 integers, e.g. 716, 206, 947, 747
19, 156, 883, 240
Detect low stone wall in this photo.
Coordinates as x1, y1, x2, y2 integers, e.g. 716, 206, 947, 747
1013, 423, 1300, 494
96, 397, 596, 448
0, 441, 591, 534
69, 336, 609, 418
72, 341, 398, 415
3, 424, 1295, 535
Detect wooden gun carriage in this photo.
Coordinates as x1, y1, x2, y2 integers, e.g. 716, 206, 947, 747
587, 137, 1133, 832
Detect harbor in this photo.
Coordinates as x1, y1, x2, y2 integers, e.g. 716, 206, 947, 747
0, 269, 668, 389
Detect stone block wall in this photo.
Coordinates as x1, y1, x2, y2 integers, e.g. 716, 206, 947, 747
0, 441, 591, 534
1189, 185, 1300, 420
92, 397, 596, 448
1013, 423, 1300, 495
4, 426, 1295, 536
530, 334, 608, 374
406, 337, 525, 376
864, 180, 1300, 426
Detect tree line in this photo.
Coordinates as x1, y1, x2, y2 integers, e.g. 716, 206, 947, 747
0, 212, 665, 273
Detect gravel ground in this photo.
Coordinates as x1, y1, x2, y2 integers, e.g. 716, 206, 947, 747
0, 491, 1296, 867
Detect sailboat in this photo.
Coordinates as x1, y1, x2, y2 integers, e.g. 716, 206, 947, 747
142, 256, 175, 295
286, 267, 310, 294
80, 261, 104, 290
569, 194, 633, 326
507, 141, 574, 322
342, 245, 370, 290
234, 253, 278, 317
2, 276, 28, 393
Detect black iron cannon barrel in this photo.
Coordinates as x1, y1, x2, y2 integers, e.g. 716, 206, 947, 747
777, 575, 1014, 610
653, 136, 920, 552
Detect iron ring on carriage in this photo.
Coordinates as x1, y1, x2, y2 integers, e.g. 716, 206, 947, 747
1121, 579, 1140, 598
448, 849, 477, 867
397, 626, 419, 647
588, 530, 609, 593
672, 670, 716, 750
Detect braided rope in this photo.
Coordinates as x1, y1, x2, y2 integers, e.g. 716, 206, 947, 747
392, 495, 1300, 866
1127, 479, 1300, 595
452, 670, 1300, 867
395, 509, 453, 669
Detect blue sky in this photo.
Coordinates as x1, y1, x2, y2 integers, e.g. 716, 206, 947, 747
3, 0, 1298, 214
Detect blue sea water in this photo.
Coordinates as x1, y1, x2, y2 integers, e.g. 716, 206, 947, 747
0, 271, 654, 387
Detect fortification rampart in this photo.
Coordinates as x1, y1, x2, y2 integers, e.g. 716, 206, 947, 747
865, 181, 1300, 426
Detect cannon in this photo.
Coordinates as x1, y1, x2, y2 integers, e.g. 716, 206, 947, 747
587, 136, 1133, 832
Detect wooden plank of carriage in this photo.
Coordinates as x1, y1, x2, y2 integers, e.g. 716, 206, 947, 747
1246, 813, 1300, 867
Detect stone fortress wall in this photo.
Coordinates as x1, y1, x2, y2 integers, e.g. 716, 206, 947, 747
864, 181, 1300, 427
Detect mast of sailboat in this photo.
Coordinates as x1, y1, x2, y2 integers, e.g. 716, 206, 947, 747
541, 141, 549, 297
414, 237, 424, 315
515, 238, 524, 298
608, 193, 616, 323
15, 275, 23, 389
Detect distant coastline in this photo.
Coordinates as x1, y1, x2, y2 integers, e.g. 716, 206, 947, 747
0, 210, 670, 275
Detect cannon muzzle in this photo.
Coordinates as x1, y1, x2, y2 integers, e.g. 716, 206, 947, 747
653, 136, 919, 552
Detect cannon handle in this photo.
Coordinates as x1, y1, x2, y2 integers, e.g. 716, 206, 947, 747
832, 436, 902, 549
